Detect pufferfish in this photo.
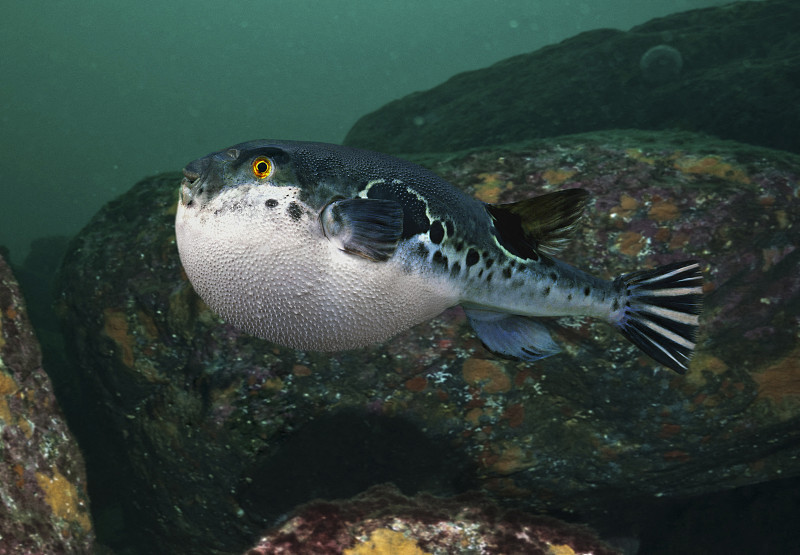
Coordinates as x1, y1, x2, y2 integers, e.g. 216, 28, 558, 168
175, 140, 703, 373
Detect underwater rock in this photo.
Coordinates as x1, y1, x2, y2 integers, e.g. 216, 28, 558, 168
56, 130, 800, 553
639, 44, 683, 85
246, 483, 619, 555
0, 255, 94, 553
344, 0, 800, 155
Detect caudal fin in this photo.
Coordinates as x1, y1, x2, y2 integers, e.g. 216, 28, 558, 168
613, 260, 703, 374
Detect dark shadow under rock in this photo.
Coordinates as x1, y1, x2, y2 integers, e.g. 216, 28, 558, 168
238, 410, 477, 531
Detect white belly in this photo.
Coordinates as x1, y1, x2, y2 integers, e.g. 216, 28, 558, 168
175, 193, 459, 351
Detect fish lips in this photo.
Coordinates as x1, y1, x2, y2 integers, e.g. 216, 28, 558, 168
180, 147, 246, 207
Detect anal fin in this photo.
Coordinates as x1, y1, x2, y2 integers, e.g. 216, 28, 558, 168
464, 307, 561, 362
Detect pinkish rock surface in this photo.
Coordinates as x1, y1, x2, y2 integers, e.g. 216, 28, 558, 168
0, 255, 93, 553
246, 483, 619, 555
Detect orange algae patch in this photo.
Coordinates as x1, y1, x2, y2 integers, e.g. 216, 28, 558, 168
405, 376, 428, 392
502, 403, 525, 428
465, 407, 483, 425
490, 443, 534, 474
103, 308, 134, 367
673, 155, 751, 184
343, 528, 430, 555
462, 358, 511, 394
616, 231, 645, 256
474, 172, 511, 203
752, 347, 800, 414
541, 168, 576, 185
610, 194, 639, 221
35, 468, 92, 531
648, 200, 680, 222
663, 450, 690, 462
263, 377, 284, 391
292, 364, 311, 377
669, 231, 691, 249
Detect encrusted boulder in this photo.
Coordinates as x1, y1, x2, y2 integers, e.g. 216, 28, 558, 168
0, 255, 93, 553
246, 484, 619, 555
56, 130, 800, 553
344, 0, 800, 155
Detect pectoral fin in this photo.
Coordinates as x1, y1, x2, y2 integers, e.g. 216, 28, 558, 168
464, 307, 561, 362
321, 198, 404, 261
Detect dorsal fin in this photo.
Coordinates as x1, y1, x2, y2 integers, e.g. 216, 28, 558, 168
486, 188, 589, 257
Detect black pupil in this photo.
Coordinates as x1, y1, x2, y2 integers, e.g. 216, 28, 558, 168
256, 161, 268, 173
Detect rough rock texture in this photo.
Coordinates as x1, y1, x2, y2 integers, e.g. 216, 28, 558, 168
246, 484, 619, 555
344, 0, 800, 155
0, 255, 94, 553
55, 130, 800, 553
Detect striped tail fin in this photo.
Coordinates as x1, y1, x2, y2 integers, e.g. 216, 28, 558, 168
612, 260, 703, 374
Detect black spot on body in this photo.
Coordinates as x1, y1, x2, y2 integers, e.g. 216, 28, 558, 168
502, 267, 512, 279
567, 294, 573, 301
450, 262, 461, 276
466, 249, 480, 266
485, 258, 495, 269
265, 199, 278, 208
445, 220, 454, 236
584, 286, 591, 296
543, 286, 550, 296
287, 202, 303, 220
455, 241, 464, 252
432, 250, 448, 267
486, 272, 493, 283
612, 299, 620, 311
416, 243, 429, 258
429, 221, 444, 244
549, 272, 557, 282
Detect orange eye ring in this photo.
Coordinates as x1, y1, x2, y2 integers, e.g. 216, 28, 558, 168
252, 156, 273, 179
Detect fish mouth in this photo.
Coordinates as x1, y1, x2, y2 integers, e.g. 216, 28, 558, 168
180, 148, 240, 207
181, 156, 210, 207
180, 177, 194, 206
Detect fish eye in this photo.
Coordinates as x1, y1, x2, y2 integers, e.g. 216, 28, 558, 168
252, 156, 273, 179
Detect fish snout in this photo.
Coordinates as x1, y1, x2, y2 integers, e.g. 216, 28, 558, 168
180, 178, 194, 206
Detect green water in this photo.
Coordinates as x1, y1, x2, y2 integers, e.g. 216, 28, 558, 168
1, 0, 732, 262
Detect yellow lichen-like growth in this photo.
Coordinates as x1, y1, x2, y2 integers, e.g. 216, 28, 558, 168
673, 155, 751, 184
0, 370, 18, 424
474, 172, 512, 203
344, 528, 430, 555
35, 468, 92, 531
548, 544, 577, 555
626, 148, 657, 165
541, 168, 576, 185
